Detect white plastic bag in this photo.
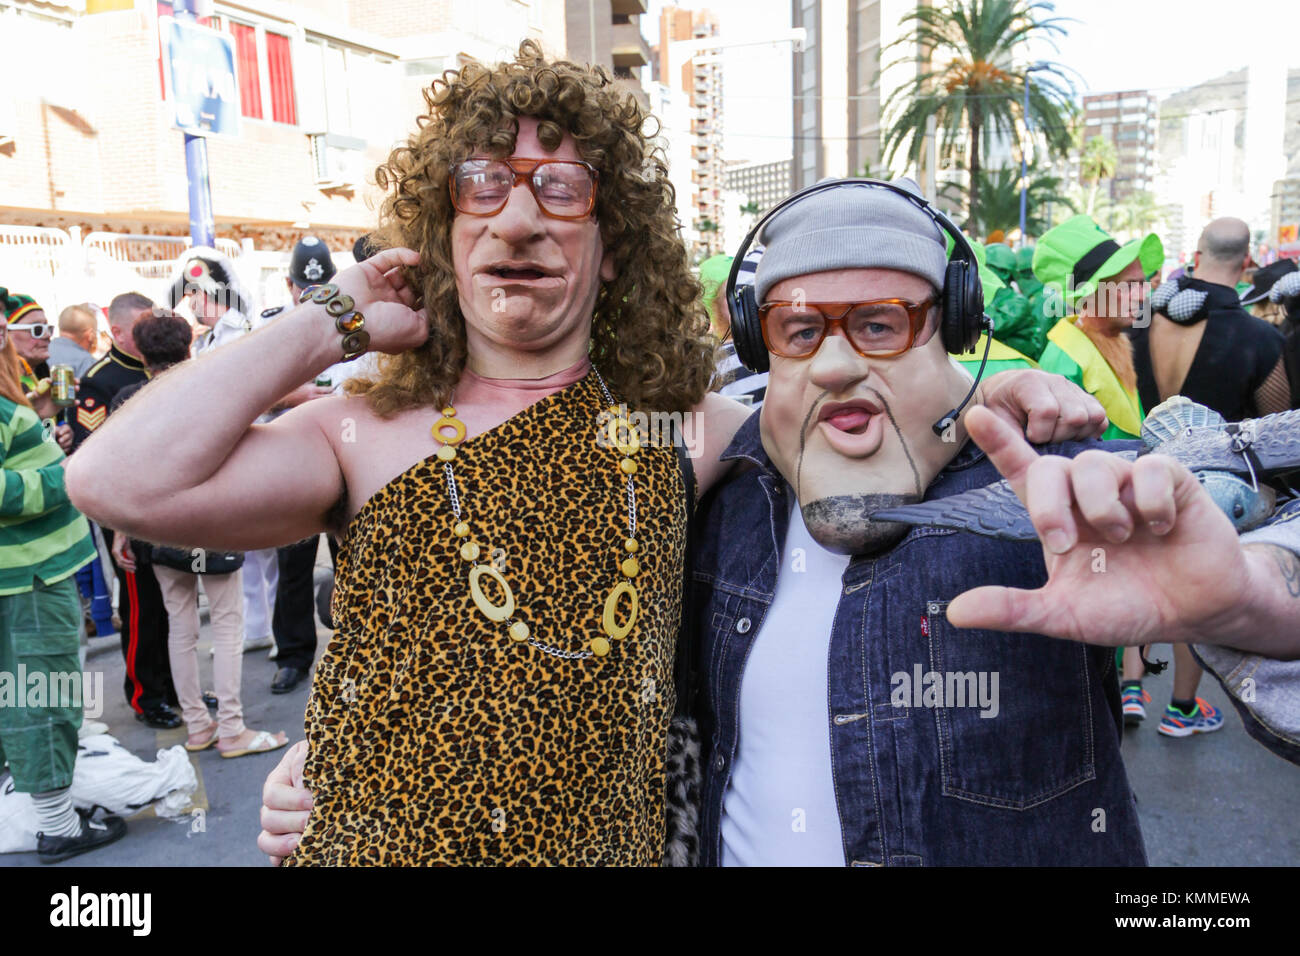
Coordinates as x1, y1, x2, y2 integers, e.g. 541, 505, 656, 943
0, 733, 197, 853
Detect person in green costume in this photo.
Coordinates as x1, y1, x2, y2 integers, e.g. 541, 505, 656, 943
1032, 215, 1163, 440
951, 243, 1039, 377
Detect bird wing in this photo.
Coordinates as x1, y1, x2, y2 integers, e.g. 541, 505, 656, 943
872, 449, 1142, 542
1153, 408, 1300, 477
872, 482, 1039, 541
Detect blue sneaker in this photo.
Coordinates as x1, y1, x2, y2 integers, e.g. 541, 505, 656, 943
1121, 685, 1150, 727
1158, 698, 1225, 738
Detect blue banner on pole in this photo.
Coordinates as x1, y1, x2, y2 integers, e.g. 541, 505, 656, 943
161, 17, 240, 137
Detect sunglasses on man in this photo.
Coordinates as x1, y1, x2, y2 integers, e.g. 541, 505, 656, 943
5, 323, 52, 339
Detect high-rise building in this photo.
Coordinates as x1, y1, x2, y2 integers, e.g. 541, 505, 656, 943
791, 0, 925, 192
725, 158, 793, 216
1080, 90, 1158, 204
653, 5, 724, 259
564, 0, 650, 109
1155, 67, 1297, 258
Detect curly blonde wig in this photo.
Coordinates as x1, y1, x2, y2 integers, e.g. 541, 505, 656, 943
350, 40, 715, 416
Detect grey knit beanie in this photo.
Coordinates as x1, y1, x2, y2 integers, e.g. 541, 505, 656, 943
754, 178, 949, 302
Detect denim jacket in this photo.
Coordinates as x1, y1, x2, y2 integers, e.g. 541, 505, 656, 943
691, 412, 1146, 866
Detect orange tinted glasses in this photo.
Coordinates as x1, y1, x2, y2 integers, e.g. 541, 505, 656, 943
449, 158, 599, 221
758, 298, 936, 359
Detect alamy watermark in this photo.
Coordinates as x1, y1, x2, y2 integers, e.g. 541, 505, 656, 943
0, 666, 104, 717
595, 403, 705, 459
890, 664, 1000, 718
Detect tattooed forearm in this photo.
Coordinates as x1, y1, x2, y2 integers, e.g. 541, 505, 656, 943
1252, 544, 1300, 599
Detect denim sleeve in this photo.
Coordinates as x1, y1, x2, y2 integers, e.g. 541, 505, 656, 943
1191, 497, 1300, 766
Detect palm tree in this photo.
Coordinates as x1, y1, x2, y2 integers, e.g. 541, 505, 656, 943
1079, 135, 1117, 216
941, 165, 1076, 241
881, 0, 1076, 222
1108, 190, 1162, 240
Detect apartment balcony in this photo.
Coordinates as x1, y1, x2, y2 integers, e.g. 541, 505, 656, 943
611, 22, 650, 69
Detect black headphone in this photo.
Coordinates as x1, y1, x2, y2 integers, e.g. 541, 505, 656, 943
725, 178, 986, 374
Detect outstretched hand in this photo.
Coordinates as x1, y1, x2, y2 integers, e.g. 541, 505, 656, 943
946, 405, 1249, 647
329, 247, 430, 354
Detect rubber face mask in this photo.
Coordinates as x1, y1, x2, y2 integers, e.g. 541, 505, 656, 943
758, 268, 975, 555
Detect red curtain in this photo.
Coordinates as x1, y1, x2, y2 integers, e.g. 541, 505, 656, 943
157, 1, 174, 97
266, 33, 297, 125
230, 22, 263, 119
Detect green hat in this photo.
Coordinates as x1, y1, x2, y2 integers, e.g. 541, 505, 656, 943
984, 242, 1017, 278
1032, 214, 1163, 302
697, 254, 734, 314
0, 287, 42, 324
1015, 245, 1036, 276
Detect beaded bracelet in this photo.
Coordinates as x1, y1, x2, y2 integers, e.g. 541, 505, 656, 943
298, 282, 370, 360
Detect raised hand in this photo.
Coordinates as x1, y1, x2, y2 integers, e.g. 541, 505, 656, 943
327, 247, 430, 355
946, 405, 1250, 647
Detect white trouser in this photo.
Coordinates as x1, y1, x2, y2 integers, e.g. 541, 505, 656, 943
240, 547, 280, 641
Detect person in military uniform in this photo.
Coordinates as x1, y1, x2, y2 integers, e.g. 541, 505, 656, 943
71, 291, 181, 728
256, 237, 340, 694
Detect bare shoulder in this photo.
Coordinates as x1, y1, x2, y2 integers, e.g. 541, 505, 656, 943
689, 392, 754, 496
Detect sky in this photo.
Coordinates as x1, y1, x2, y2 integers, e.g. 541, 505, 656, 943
643, 0, 1300, 166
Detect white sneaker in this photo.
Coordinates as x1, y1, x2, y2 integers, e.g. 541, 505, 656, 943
79, 719, 109, 738
209, 636, 274, 655
268, 639, 279, 661
243, 635, 274, 653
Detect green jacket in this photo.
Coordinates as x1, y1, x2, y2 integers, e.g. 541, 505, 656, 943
0, 396, 95, 596
1037, 318, 1143, 440
953, 333, 1038, 378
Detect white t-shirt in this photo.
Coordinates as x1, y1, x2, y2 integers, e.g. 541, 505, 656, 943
721, 495, 851, 867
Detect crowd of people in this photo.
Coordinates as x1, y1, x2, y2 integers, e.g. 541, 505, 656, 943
3, 40, 1300, 866
0, 234, 376, 862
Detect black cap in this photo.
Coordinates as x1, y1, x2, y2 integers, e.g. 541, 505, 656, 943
1242, 258, 1299, 305
289, 236, 336, 287
353, 234, 377, 263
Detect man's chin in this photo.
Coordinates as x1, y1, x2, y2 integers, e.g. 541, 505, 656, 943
800, 493, 921, 556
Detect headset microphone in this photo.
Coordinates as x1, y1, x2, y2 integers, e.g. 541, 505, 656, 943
932, 313, 995, 437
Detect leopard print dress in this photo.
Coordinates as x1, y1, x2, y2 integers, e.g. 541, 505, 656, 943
284, 371, 686, 865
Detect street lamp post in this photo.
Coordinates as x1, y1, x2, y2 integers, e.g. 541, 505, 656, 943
1019, 62, 1051, 248
174, 0, 216, 249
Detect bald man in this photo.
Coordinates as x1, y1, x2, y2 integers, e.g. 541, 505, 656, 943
1129, 217, 1291, 734
49, 304, 100, 380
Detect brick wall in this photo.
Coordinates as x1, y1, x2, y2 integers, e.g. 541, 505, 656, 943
347, 0, 453, 39
2, 8, 391, 234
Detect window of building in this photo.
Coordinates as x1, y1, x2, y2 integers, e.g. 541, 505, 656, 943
156, 2, 296, 125
297, 37, 397, 144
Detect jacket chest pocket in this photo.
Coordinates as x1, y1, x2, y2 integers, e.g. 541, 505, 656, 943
925, 599, 1096, 810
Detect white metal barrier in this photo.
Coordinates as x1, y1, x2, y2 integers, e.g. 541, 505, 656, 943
1, 226, 265, 321
0, 225, 79, 318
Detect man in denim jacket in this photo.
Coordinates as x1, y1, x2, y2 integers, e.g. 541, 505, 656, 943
693, 180, 1300, 866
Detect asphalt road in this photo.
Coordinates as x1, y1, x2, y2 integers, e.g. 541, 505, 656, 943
3, 592, 1297, 866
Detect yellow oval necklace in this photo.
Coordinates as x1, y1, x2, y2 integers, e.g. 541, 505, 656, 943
432, 368, 641, 660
